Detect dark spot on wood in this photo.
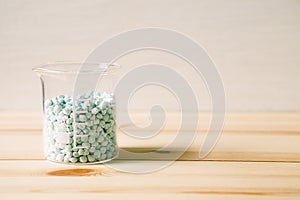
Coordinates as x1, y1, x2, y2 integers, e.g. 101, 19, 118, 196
47, 168, 102, 176
30, 189, 41, 193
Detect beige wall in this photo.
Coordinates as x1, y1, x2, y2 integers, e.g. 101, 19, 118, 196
0, 0, 299, 111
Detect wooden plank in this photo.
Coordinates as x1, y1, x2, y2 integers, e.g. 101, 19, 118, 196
0, 113, 299, 200
0, 112, 299, 162
0, 112, 43, 130
0, 160, 299, 200
0, 131, 299, 162
1, 112, 300, 132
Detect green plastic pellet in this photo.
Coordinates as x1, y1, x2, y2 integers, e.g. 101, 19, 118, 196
79, 114, 87, 122
83, 149, 89, 156
88, 136, 95, 143
69, 157, 78, 163
94, 150, 100, 159
89, 146, 96, 153
100, 147, 107, 154
98, 136, 104, 143
78, 149, 85, 155
106, 152, 113, 159
103, 114, 109, 122
100, 154, 107, 160
87, 155, 95, 162
86, 112, 92, 118
72, 151, 80, 157
101, 140, 108, 146
79, 156, 87, 163
91, 107, 99, 114
81, 135, 88, 142
82, 142, 90, 148
96, 113, 103, 119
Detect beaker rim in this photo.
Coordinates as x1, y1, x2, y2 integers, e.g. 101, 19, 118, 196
32, 62, 120, 75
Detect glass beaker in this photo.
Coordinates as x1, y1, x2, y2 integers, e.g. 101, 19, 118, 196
33, 62, 119, 164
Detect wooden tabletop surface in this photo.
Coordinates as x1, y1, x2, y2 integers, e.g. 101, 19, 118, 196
0, 112, 300, 200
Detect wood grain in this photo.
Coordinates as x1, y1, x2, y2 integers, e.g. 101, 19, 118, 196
0, 112, 299, 199
0, 160, 300, 200
0, 112, 299, 162
1, 131, 300, 162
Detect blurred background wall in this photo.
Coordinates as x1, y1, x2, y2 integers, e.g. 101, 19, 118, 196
0, 0, 299, 111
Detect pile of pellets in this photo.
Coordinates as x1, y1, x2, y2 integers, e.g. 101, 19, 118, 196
44, 92, 118, 164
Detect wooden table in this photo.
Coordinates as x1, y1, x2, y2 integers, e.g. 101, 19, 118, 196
0, 112, 300, 199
